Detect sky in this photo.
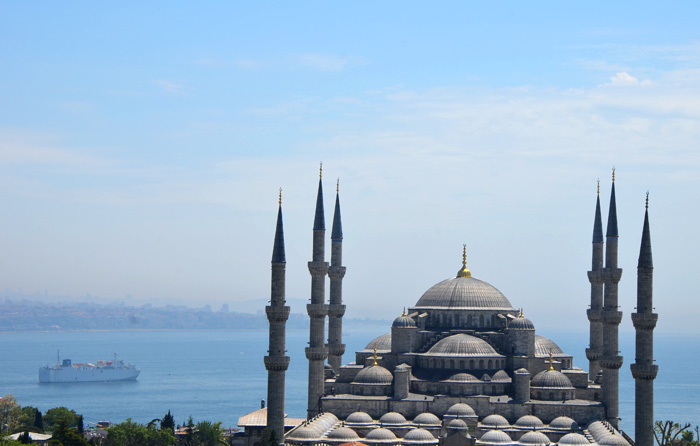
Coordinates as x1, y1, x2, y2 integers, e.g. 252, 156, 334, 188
1, 2, 699, 334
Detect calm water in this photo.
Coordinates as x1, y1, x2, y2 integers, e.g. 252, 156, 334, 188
0, 328, 696, 433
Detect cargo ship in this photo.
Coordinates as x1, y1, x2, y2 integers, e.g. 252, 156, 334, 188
39, 352, 140, 383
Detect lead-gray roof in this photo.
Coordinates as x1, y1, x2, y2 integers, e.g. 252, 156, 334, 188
427, 334, 501, 357
413, 276, 514, 310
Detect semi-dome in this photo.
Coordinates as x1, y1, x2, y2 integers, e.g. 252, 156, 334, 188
478, 430, 513, 445
413, 413, 441, 426
509, 315, 535, 330
519, 431, 551, 445
599, 436, 629, 446
413, 276, 515, 310
445, 402, 476, 417
365, 428, 397, 441
327, 427, 361, 441
531, 370, 574, 388
346, 412, 374, 424
492, 370, 511, 382
481, 414, 510, 429
514, 415, 544, 429
549, 416, 578, 430
427, 334, 501, 356
444, 372, 480, 382
392, 313, 416, 328
379, 412, 407, 425
534, 335, 565, 357
364, 333, 392, 352
404, 428, 437, 442
289, 425, 320, 440
354, 365, 393, 384
558, 434, 591, 446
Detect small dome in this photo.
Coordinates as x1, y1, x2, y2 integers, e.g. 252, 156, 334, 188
586, 422, 610, 438
365, 428, 397, 441
289, 425, 320, 440
346, 412, 374, 424
514, 415, 544, 429
327, 427, 361, 440
531, 370, 573, 388
379, 412, 407, 425
599, 436, 630, 446
514, 368, 530, 376
519, 432, 551, 446
534, 335, 565, 357
413, 276, 515, 310
481, 373, 492, 381
393, 314, 416, 328
444, 373, 479, 383
509, 316, 535, 330
413, 413, 441, 426
549, 417, 578, 431
558, 434, 591, 446
354, 365, 393, 385
404, 428, 437, 442
492, 370, 511, 382
365, 333, 392, 351
427, 334, 501, 356
481, 414, 510, 429
478, 430, 513, 445
448, 419, 468, 429
446, 403, 476, 417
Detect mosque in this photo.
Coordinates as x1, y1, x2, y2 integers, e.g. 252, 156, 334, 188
237, 169, 657, 446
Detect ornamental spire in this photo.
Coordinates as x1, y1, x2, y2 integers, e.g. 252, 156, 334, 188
638, 192, 653, 268
549, 350, 554, 371
593, 181, 604, 243
313, 168, 325, 231
457, 244, 472, 277
272, 189, 286, 263
606, 168, 619, 238
331, 178, 343, 240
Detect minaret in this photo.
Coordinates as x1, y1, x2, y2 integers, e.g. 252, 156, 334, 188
586, 181, 605, 381
631, 193, 658, 446
264, 189, 290, 441
600, 169, 624, 429
327, 179, 346, 373
306, 164, 329, 418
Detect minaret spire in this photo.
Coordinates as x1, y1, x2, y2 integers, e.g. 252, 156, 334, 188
306, 167, 329, 418
631, 192, 658, 446
600, 168, 623, 429
586, 181, 604, 381
265, 190, 291, 440
327, 178, 347, 373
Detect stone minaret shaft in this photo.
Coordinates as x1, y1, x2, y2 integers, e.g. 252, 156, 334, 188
631, 197, 658, 446
306, 176, 329, 418
264, 197, 290, 440
586, 185, 605, 382
600, 176, 623, 429
327, 184, 346, 373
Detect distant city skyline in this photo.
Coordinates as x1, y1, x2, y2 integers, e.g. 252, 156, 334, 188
1, 2, 699, 333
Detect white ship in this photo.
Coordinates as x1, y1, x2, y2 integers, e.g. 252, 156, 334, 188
39, 352, 140, 383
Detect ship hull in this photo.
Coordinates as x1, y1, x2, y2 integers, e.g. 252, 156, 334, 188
39, 365, 140, 383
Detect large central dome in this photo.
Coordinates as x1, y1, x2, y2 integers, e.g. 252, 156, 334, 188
413, 276, 514, 310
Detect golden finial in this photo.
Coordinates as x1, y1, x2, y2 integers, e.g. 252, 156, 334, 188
645, 191, 649, 210
597, 179, 600, 195
518, 308, 524, 318
457, 244, 472, 278
548, 349, 554, 371
402, 307, 406, 317
319, 162, 323, 179
372, 345, 378, 366
612, 166, 615, 183
278, 188, 282, 206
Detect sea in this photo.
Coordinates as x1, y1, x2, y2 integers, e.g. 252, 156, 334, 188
1, 327, 697, 434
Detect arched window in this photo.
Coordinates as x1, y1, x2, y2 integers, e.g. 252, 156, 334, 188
479, 314, 485, 326
450, 359, 455, 369
467, 315, 473, 326
488, 360, 493, 369
460, 360, 465, 369
492, 385, 496, 394
479, 359, 484, 369
469, 360, 475, 369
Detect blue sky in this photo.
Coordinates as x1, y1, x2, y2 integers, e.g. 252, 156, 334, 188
1, 2, 699, 333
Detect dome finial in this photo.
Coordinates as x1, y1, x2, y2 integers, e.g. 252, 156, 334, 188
597, 179, 600, 195
372, 345, 378, 366
518, 308, 524, 318
402, 307, 406, 316
612, 166, 615, 183
319, 162, 323, 179
548, 349, 554, 371
457, 244, 472, 278
278, 187, 282, 206
646, 191, 649, 210
336, 177, 339, 194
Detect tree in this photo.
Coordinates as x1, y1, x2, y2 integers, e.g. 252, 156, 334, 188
104, 419, 175, 446
17, 407, 38, 433
259, 428, 279, 446
44, 407, 80, 431
77, 416, 84, 434
34, 410, 44, 431
17, 432, 31, 444
51, 419, 89, 446
194, 421, 223, 446
161, 411, 174, 433
655, 421, 693, 446
0, 395, 21, 433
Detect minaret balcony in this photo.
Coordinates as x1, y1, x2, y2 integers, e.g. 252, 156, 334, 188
327, 343, 346, 356
307, 304, 329, 318
586, 309, 602, 322
328, 305, 346, 317
600, 355, 624, 370
585, 348, 602, 361
308, 261, 330, 276
328, 265, 346, 280
631, 312, 658, 330
601, 268, 623, 283
631, 363, 658, 380
601, 310, 623, 324
305, 347, 328, 361
587, 271, 603, 284
266, 305, 290, 322
264, 355, 290, 371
